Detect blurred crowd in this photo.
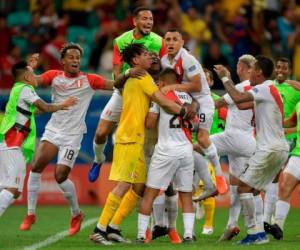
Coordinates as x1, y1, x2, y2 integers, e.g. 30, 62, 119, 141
0, 0, 300, 89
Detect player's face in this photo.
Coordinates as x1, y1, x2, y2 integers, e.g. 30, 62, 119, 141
135, 50, 152, 69
149, 52, 161, 73
134, 10, 153, 36
61, 49, 81, 75
164, 32, 184, 56
275, 61, 290, 83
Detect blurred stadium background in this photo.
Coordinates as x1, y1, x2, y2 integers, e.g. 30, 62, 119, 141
0, 0, 300, 206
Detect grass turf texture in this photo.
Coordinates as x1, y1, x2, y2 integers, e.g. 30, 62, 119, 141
1, 206, 300, 250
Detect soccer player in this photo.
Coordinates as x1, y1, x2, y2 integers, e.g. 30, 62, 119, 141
137, 68, 197, 243
208, 55, 257, 241
269, 104, 300, 239
214, 55, 289, 245
89, 44, 195, 245
161, 29, 228, 195
0, 61, 76, 217
19, 43, 122, 236
263, 57, 300, 233
89, 6, 166, 182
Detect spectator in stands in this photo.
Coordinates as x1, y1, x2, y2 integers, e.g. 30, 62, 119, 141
0, 14, 13, 58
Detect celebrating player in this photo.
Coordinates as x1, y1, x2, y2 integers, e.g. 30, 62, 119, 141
0, 61, 76, 217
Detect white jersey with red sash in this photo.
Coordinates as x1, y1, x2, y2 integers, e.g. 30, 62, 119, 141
149, 90, 193, 156
249, 80, 289, 152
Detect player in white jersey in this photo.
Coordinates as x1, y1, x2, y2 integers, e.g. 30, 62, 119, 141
19, 43, 128, 235
214, 55, 289, 245
160, 29, 228, 195
137, 68, 197, 243
0, 61, 76, 217
206, 55, 256, 241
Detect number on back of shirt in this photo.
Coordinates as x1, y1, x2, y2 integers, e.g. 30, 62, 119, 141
169, 115, 193, 129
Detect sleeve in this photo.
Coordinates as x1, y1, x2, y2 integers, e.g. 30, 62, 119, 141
139, 75, 159, 97
112, 43, 122, 66
248, 84, 267, 102
149, 101, 159, 114
223, 83, 243, 105
21, 86, 40, 105
183, 55, 202, 78
40, 70, 61, 86
87, 74, 106, 90
159, 39, 167, 58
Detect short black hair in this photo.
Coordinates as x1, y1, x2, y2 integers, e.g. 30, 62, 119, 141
121, 43, 147, 66
159, 68, 179, 83
60, 43, 83, 59
133, 6, 152, 17
255, 55, 274, 78
165, 29, 183, 36
276, 57, 291, 69
11, 60, 28, 79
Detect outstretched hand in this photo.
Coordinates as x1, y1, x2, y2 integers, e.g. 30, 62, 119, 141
60, 97, 78, 110
129, 68, 147, 79
213, 65, 230, 80
27, 53, 39, 70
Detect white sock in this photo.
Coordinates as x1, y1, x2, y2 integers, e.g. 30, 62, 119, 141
166, 193, 178, 229
202, 143, 222, 176
137, 213, 150, 239
263, 182, 278, 223
152, 194, 166, 226
254, 194, 264, 232
183, 213, 195, 238
193, 152, 215, 190
27, 171, 41, 215
0, 189, 15, 217
275, 200, 290, 230
93, 141, 107, 164
59, 179, 80, 216
227, 185, 241, 228
239, 193, 257, 234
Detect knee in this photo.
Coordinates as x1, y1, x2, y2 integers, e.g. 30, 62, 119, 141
55, 171, 69, 184
279, 183, 291, 200
31, 161, 45, 173
113, 182, 131, 197
6, 188, 21, 199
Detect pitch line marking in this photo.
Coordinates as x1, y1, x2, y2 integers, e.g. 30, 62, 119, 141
22, 217, 98, 250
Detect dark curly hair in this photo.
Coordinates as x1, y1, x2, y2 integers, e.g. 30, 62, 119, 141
60, 43, 83, 59
121, 43, 147, 67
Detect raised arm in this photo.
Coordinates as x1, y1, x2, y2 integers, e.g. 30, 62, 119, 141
284, 112, 297, 128
214, 65, 254, 104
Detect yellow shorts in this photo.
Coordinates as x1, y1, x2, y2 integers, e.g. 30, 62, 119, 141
109, 143, 146, 184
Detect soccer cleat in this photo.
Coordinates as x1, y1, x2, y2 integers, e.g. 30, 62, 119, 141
237, 234, 259, 245
89, 229, 113, 245
145, 228, 152, 242
268, 224, 283, 240
152, 225, 168, 239
19, 214, 36, 231
168, 228, 182, 244
215, 175, 228, 195
136, 237, 150, 244
106, 225, 131, 243
69, 211, 84, 236
183, 236, 194, 244
264, 221, 272, 234
88, 162, 102, 182
218, 226, 240, 241
255, 232, 269, 244
202, 227, 214, 235
193, 187, 218, 202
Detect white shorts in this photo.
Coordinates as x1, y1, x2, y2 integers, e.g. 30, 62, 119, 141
198, 95, 214, 131
228, 155, 249, 179
284, 156, 300, 181
210, 131, 256, 158
147, 148, 194, 192
100, 90, 122, 122
0, 149, 26, 192
239, 149, 289, 190
41, 129, 83, 168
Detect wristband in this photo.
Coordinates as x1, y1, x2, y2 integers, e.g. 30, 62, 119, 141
221, 76, 229, 83
179, 107, 186, 116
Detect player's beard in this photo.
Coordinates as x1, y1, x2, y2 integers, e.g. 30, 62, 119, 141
140, 30, 150, 36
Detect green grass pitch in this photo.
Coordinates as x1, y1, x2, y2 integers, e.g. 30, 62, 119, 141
1, 206, 300, 249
